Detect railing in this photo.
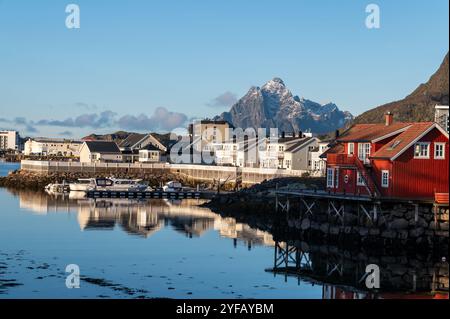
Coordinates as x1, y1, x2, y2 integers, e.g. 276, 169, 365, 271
353, 156, 380, 198
327, 153, 356, 165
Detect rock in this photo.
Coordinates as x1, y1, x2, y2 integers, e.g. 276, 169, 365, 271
359, 227, 369, 237
397, 230, 409, 240
409, 228, 425, 238
382, 230, 397, 239
300, 219, 311, 230
389, 218, 409, 230
369, 228, 380, 236
320, 223, 329, 234
329, 226, 340, 235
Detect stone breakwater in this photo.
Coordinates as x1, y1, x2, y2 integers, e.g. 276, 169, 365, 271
205, 181, 449, 250
0, 170, 198, 191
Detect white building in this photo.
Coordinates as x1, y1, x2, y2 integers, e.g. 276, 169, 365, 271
79, 141, 123, 163
0, 130, 20, 152
24, 138, 82, 157
435, 105, 449, 133
138, 144, 161, 163
310, 141, 330, 176
260, 135, 319, 170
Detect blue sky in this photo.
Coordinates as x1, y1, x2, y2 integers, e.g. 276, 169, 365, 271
0, 0, 448, 138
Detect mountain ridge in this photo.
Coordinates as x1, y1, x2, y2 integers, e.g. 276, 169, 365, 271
215, 78, 353, 134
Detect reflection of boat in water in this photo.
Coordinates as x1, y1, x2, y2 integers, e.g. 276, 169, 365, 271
45, 182, 69, 193
68, 191, 87, 200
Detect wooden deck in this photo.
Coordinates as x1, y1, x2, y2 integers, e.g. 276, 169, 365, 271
275, 189, 440, 205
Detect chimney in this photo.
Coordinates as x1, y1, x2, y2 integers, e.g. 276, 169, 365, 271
298, 131, 303, 138
335, 130, 340, 140
281, 131, 285, 138
385, 112, 393, 126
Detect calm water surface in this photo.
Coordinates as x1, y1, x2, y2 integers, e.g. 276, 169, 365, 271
0, 163, 447, 299
0, 162, 20, 177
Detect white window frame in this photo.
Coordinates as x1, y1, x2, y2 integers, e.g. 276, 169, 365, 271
348, 143, 354, 155
434, 142, 445, 159
381, 170, 389, 188
358, 143, 371, 161
335, 168, 339, 189
414, 142, 430, 159
356, 171, 365, 186
327, 168, 334, 188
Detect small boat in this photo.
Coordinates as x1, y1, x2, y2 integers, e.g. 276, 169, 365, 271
162, 181, 183, 192
92, 178, 149, 192
69, 178, 96, 192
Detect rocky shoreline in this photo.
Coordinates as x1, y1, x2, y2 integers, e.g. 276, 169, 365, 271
0, 169, 200, 191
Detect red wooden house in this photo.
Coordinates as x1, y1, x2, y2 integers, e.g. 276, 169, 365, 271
325, 113, 449, 200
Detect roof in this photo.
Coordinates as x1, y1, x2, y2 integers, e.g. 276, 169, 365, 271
337, 123, 411, 143
30, 138, 83, 144
285, 137, 315, 153
118, 133, 146, 148
371, 122, 448, 160
83, 141, 121, 154
320, 143, 344, 159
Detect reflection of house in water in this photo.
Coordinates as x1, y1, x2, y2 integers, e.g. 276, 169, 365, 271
16, 191, 275, 246
268, 241, 449, 299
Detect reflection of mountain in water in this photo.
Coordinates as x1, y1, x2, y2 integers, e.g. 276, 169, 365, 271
15, 190, 275, 247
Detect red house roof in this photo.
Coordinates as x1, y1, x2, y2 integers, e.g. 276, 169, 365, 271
371, 122, 437, 160
337, 123, 411, 143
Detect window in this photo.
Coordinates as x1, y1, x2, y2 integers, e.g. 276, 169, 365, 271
348, 143, 354, 155
381, 170, 389, 188
327, 168, 334, 188
356, 172, 365, 186
434, 143, 445, 159
414, 142, 430, 158
358, 143, 371, 161
285, 160, 291, 168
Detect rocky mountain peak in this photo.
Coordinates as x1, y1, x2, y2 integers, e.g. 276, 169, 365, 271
215, 78, 353, 134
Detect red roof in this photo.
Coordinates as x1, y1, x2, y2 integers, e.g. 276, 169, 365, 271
337, 123, 411, 143
371, 122, 438, 159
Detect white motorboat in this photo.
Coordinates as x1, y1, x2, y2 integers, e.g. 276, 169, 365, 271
92, 178, 149, 192
69, 178, 96, 192
162, 181, 183, 192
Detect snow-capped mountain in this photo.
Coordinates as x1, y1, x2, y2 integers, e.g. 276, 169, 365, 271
215, 78, 353, 134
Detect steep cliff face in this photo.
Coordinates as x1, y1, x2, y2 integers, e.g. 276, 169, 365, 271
216, 78, 352, 134
355, 53, 449, 124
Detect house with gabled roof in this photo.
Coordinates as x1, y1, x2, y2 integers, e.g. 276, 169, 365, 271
79, 141, 123, 163
118, 133, 167, 163
326, 113, 449, 200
